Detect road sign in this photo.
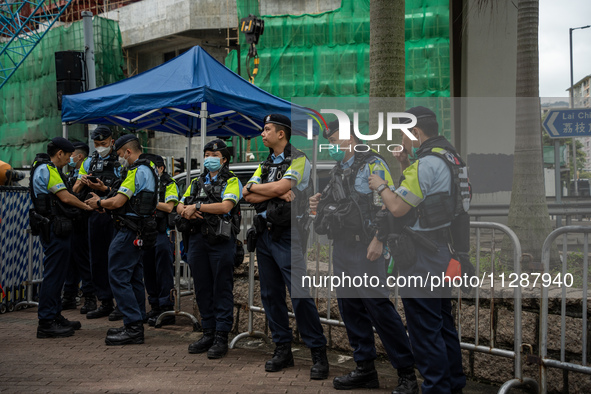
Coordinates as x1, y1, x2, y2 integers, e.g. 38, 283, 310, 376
543, 108, 591, 139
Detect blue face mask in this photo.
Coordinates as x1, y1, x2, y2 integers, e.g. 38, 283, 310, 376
68, 156, 76, 168
328, 144, 345, 162
204, 157, 222, 172
408, 133, 421, 160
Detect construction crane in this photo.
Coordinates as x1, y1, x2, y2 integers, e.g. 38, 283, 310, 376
0, 0, 74, 89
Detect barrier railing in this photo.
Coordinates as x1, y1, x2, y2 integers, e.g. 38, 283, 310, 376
159, 205, 260, 331
463, 222, 537, 393
538, 226, 591, 394
155, 229, 200, 330
230, 216, 543, 394
14, 228, 41, 310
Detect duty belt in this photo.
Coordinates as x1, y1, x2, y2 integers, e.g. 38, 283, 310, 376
418, 227, 451, 242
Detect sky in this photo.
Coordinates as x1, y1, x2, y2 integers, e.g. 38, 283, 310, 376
539, 0, 591, 98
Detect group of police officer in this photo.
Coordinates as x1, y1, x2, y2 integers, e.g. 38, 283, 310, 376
30, 130, 178, 345
30, 107, 469, 394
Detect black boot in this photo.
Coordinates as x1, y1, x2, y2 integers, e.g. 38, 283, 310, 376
55, 314, 81, 330
392, 367, 419, 394
265, 342, 294, 372
86, 300, 114, 319
61, 292, 77, 310
145, 304, 161, 321
107, 326, 125, 335
310, 346, 329, 380
105, 321, 144, 345
148, 306, 175, 327
188, 329, 215, 354
80, 294, 97, 314
207, 331, 229, 359
108, 306, 124, 321
37, 318, 75, 339
333, 360, 379, 390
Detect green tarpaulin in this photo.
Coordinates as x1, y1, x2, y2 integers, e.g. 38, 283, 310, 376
0, 17, 124, 168
226, 0, 451, 161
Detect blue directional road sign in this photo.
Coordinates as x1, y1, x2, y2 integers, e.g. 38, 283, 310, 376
543, 108, 591, 139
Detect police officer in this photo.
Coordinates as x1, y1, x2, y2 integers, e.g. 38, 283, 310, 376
62, 142, 96, 314
86, 134, 159, 345
243, 114, 329, 379
178, 140, 241, 359
371, 106, 467, 394
142, 153, 177, 327
73, 125, 122, 321
309, 120, 418, 394
30, 137, 93, 338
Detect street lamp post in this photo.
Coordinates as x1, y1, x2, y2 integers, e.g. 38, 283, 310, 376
569, 24, 591, 197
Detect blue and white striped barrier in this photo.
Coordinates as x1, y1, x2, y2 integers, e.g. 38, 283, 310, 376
0, 186, 42, 312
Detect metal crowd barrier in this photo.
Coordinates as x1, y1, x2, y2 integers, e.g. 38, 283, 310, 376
155, 229, 200, 330
462, 222, 537, 393
230, 207, 346, 349
14, 228, 41, 310
161, 205, 259, 332
230, 214, 540, 394
0, 186, 43, 313
538, 226, 591, 394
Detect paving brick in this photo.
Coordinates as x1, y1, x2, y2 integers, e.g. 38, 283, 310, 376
0, 297, 502, 393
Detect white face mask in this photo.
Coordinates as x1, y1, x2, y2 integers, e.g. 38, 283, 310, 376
95, 145, 111, 158
118, 153, 129, 168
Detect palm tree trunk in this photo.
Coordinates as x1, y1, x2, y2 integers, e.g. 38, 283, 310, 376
369, 0, 405, 179
508, 0, 554, 262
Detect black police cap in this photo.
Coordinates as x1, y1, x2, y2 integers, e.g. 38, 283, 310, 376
203, 139, 227, 152
401, 106, 437, 124
264, 114, 291, 130
114, 134, 139, 152
323, 119, 341, 139
143, 153, 165, 167
50, 137, 75, 153
72, 141, 90, 155
204, 139, 231, 161
91, 125, 113, 141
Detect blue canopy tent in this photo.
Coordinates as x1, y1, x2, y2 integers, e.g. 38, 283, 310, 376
61, 45, 323, 186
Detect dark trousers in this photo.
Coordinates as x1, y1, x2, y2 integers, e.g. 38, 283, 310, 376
187, 233, 235, 332
332, 239, 414, 368
143, 232, 175, 308
108, 227, 146, 325
38, 227, 71, 321
256, 226, 326, 348
88, 211, 115, 302
63, 216, 93, 296
400, 239, 465, 394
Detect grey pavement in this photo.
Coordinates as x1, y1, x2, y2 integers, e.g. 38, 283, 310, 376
0, 298, 501, 393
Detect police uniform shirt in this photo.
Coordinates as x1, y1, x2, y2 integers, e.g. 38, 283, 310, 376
394, 155, 452, 231
339, 154, 394, 194
180, 173, 243, 212
247, 152, 311, 191
78, 155, 122, 180
163, 181, 180, 205
246, 152, 310, 217
117, 161, 156, 215
32, 164, 67, 198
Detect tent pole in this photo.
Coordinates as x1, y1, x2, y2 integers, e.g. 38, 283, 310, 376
312, 134, 318, 194
82, 11, 97, 155
186, 133, 192, 190
200, 102, 207, 173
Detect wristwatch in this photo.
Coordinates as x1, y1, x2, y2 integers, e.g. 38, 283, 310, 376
97, 198, 103, 209
376, 183, 388, 195
194, 202, 202, 211
246, 183, 254, 193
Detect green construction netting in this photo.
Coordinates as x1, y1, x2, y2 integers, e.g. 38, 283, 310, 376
226, 0, 451, 161
0, 17, 124, 168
